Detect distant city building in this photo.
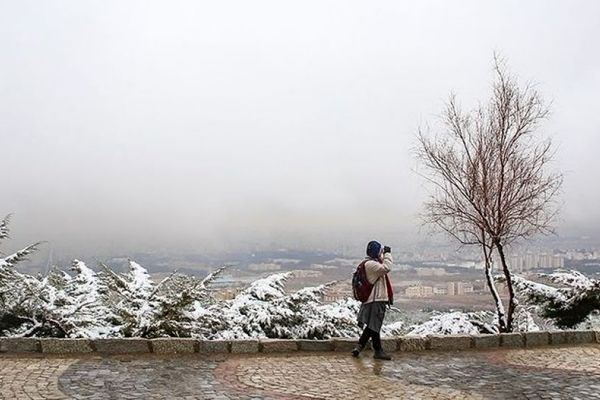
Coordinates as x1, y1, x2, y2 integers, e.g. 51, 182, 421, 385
509, 255, 523, 272
291, 270, 322, 278
433, 285, 448, 295
310, 263, 338, 270
563, 249, 598, 261
525, 253, 536, 270
552, 255, 565, 268
447, 282, 456, 296
404, 282, 473, 297
508, 253, 565, 272
422, 286, 433, 296
404, 286, 423, 297
322, 287, 352, 303
456, 282, 473, 295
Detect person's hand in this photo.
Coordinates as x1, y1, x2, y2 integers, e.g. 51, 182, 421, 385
383, 246, 391, 254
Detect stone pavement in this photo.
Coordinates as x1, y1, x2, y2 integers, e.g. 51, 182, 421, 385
1, 344, 599, 399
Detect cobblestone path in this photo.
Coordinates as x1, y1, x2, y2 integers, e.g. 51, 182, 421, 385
0, 344, 598, 399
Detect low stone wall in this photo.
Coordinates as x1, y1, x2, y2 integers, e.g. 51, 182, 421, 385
0, 330, 598, 355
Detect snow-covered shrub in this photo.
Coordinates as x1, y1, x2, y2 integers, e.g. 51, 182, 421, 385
511, 270, 600, 329
211, 273, 362, 339
0, 268, 53, 337
0, 215, 49, 336
317, 298, 363, 338
56, 260, 115, 337
211, 272, 291, 339
381, 320, 404, 336
407, 311, 497, 335
99, 261, 218, 338
1, 257, 115, 338
575, 311, 600, 330
511, 305, 540, 332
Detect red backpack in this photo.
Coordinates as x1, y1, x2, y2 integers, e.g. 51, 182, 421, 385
352, 261, 373, 302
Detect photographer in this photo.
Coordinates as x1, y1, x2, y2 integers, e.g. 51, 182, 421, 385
352, 240, 394, 360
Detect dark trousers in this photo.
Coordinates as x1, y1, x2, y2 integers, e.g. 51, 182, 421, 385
358, 326, 382, 351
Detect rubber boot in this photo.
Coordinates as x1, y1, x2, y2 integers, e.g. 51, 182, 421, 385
351, 344, 364, 357
373, 349, 392, 360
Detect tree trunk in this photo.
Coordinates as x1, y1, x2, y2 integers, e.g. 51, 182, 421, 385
481, 243, 507, 332
495, 241, 516, 332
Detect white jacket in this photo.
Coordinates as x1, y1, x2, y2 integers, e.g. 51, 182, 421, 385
364, 253, 393, 304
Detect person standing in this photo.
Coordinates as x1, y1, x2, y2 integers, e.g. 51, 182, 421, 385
352, 240, 394, 360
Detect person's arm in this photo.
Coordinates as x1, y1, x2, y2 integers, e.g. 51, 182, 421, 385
367, 253, 393, 278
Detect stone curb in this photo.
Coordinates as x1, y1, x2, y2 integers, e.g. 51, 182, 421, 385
399, 336, 428, 352
472, 334, 500, 349
500, 333, 524, 348
332, 338, 357, 352
40, 339, 93, 354
524, 331, 549, 347
297, 340, 334, 352
93, 338, 151, 354
429, 335, 472, 351
231, 340, 259, 354
0, 338, 41, 353
564, 330, 596, 344
549, 330, 568, 345
260, 339, 298, 353
200, 340, 230, 353
381, 338, 398, 353
151, 338, 197, 354
0, 330, 597, 355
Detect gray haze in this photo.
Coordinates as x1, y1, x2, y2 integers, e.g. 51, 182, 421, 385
1, 1, 599, 256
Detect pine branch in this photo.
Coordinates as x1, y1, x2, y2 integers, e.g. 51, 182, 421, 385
0, 242, 42, 269
99, 262, 129, 291
0, 214, 11, 242
149, 270, 179, 299
541, 270, 596, 291
200, 266, 228, 290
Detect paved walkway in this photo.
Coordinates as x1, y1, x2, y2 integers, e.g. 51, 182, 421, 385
1, 344, 599, 399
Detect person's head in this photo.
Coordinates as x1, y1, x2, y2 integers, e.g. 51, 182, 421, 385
366, 240, 382, 259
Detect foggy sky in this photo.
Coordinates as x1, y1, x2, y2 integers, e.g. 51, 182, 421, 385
1, 0, 599, 256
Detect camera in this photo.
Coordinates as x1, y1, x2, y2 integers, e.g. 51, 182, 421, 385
383, 246, 391, 254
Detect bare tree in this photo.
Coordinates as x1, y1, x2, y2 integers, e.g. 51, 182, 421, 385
416, 56, 563, 332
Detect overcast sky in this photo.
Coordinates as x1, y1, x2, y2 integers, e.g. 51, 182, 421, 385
1, 0, 599, 256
